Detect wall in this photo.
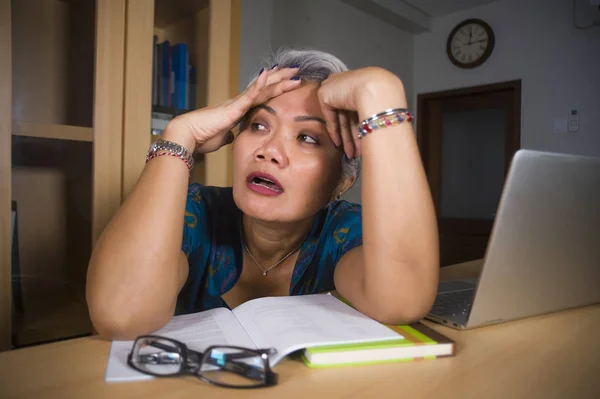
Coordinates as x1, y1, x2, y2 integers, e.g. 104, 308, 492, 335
414, 0, 600, 157
239, 0, 275, 92
240, 0, 415, 203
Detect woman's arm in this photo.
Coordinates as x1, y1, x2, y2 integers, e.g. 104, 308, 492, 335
86, 67, 301, 339
325, 67, 439, 324
86, 130, 194, 340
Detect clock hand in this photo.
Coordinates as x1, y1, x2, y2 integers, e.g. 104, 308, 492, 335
468, 27, 472, 45
470, 39, 488, 44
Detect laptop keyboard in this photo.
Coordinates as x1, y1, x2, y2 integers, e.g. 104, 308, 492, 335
430, 289, 474, 317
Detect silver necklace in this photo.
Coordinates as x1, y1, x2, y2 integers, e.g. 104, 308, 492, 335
243, 237, 306, 276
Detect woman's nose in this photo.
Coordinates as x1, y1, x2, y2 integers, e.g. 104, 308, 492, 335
254, 136, 289, 167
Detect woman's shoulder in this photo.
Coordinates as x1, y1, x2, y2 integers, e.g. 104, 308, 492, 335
326, 199, 362, 224
308, 200, 362, 264
186, 183, 234, 209
317, 199, 362, 241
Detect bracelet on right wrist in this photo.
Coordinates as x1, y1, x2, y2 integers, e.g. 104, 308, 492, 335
146, 138, 195, 174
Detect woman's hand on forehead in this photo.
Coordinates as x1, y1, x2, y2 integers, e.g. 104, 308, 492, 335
164, 66, 303, 154
317, 67, 407, 160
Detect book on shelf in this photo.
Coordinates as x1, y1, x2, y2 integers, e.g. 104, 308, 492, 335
188, 64, 196, 110
152, 35, 159, 106
150, 105, 189, 136
104, 293, 455, 382
152, 39, 196, 112
170, 43, 189, 110
158, 40, 170, 107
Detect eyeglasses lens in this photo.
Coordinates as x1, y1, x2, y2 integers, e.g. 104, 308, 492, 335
131, 337, 184, 376
200, 346, 267, 387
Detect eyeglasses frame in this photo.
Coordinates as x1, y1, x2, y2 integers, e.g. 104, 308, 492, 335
126, 335, 278, 389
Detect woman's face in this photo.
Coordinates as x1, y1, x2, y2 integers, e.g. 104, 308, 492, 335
232, 83, 343, 223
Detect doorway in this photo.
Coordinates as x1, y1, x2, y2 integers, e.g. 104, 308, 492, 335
417, 80, 521, 267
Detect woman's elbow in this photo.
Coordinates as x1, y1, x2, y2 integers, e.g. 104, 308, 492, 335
368, 298, 433, 325
87, 299, 173, 341
366, 281, 437, 325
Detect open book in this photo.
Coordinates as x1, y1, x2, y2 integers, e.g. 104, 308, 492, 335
105, 293, 402, 382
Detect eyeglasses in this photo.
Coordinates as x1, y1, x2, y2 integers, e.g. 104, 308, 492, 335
127, 335, 278, 389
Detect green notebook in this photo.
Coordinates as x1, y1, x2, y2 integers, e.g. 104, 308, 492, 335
302, 317, 455, 368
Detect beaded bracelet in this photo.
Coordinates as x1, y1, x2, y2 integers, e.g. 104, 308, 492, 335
358, 108, 413, 139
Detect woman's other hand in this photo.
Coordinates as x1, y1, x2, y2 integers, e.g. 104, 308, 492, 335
317, 67, 407, 160
163, 66, 302, 154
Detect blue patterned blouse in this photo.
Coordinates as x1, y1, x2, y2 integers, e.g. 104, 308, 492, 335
176, 183, 363, 314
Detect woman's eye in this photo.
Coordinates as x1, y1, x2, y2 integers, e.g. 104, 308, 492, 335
298, 134, 318, 144
250, 122, 267, 131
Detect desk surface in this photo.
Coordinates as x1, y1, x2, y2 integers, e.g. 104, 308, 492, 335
1, 260, 599, 399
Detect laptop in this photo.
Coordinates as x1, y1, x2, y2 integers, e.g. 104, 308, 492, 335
426, 149, 600, 330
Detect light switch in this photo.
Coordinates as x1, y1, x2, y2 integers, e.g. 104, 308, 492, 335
568, 109, 579, 132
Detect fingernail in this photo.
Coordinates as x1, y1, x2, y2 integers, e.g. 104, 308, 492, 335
270, 64, 278, 69
291, 76, 301, 81
258, 67, 265, 76
290, 64, 300, 68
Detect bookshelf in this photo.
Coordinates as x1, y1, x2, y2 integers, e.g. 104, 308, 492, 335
0, 0, 240, 351
13, 122, 93, 142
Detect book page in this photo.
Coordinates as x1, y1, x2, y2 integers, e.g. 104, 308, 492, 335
105, 307, 256, 382
232, 293, 401, 365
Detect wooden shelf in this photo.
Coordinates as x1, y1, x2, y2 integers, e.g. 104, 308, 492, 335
12, 121, 93, 142
154, 0, 210, 28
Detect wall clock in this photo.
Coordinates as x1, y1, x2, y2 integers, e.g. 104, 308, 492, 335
446, 18, 495, 69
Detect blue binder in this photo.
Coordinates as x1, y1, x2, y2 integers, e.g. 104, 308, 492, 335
171, 43, 189, 110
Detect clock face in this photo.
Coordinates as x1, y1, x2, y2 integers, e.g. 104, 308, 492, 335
447, 19, 495, 68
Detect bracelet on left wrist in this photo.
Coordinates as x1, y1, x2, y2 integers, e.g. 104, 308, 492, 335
358, 108, 413, 139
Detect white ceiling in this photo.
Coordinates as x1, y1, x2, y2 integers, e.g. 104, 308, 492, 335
401, 0, 500, 17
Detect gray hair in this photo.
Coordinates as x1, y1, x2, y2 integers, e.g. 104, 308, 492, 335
243, 47, 362, 185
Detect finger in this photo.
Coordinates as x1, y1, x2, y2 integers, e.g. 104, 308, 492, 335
318, 93, 342, 148
252, 79, 302, 105
246, 67, 270, 99
338, 111, 356, 160
200, 130, 234, 153
232, 67, 299, 112
264, 67, 299, 86
349, 112, 362, 159
246, 66, 298, 96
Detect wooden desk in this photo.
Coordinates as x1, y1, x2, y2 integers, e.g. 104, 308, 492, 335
1, 260, 599, 399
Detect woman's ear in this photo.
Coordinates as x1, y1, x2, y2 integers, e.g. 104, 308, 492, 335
333, 176, 357, 200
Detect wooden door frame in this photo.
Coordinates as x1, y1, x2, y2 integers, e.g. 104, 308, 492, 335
416, 80, 522, 212
0, 0, 13, 351
93, 0, 127, 245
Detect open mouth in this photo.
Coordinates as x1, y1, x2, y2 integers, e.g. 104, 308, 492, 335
246, 172, 284, 195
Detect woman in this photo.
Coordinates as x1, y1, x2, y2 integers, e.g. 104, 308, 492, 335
86, 48, 439, 340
